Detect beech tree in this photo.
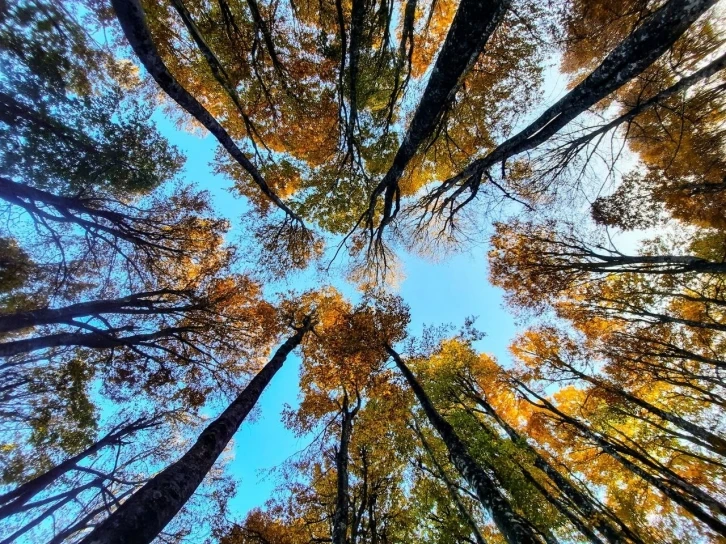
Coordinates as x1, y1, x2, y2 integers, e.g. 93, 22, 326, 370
2, 0, 726, 542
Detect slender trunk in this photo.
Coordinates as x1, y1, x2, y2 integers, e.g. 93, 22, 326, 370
332, 392, 359, 544
596, 301, 726, 333
431, 0, 717, 210
555, 253, 726, 275
560, 362, 726, 457
414, 424, 488, 544
368, 493, 378, 544
469, 392, 640, 544
80, 322, 311, 544
516, 380, 726, 537
0, 417, 159, 518
168, 0, 267, 150
110, 0, 301, 223
0, 290, 193, 333
350, 447, 368, 544
0, 177, 164, 251
244, 0, 286, 78
0, 326, 194, 358
346, 0, 365, 149
562, 52, 726, 155
369, 0, 510, 227
387, 345, 543, 544
518, 465, 604, 544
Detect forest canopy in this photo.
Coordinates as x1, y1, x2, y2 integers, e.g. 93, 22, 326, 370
1, 0, 725, 542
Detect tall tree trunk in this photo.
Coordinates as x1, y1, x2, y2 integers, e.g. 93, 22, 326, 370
332, 391, 360, 544
367, 0, 510, 230
413, 423, 489, 544
386, 345, 543, 544
0, 326, 194, 358
0, 290, 193, 333
555, 360, 726, 457
517, 464, 605, 544
80, 321, 312, 544
561, 51, 726, 154
515, 380, 726, 537
429, 0, 717, 213
110, 0, 302, 224
467, 391, 641, 544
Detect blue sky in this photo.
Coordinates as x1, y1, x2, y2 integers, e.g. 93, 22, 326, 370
155, 114, 520, 521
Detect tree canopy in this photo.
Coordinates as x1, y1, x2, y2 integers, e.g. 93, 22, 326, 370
1, 0, 725, 542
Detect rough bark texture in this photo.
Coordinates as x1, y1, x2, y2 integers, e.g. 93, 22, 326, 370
332, 394, 359, 544
387, 345, 543, 544
368, 0, 510, 228
434, 0, 718, 206
79, 322, 311, 544
110, 0, 302, 223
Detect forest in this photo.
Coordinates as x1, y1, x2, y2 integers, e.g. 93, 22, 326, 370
0, 0, 725, 542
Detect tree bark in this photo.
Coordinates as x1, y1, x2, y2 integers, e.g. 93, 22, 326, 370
367, 0, 510, 230
467, 391, 642, 544
332, 392, 360, 544
0, 176, 171, 251
80, 320, 312, 544
516, 380, 726, 537
0, 326, 194, 358
110, 0, 302, 224
0, 290, 194, 334
414, 423, 489, 544
430, 0, 718, 213
387, 345, 543, 544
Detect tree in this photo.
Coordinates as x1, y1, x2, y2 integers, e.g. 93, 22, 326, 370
79, 316, 313, 544
3, 0, 726, 541
418, 0, 718, 233
387, 345, 545, 544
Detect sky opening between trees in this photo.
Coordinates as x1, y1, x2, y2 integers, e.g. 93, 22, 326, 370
1, 0, 726, 542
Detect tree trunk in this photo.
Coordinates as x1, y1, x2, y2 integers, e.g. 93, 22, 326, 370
468, 392, 641, 544
368, 0, 510, 228
430, 0, 717, 211
558, 361, 726, 457
110, 0, 301, 223
0, 290, 193, 333
414, 423, 489, 544
516, 380, 726, 537
0, 326, 193, 358
387, 345, 543, 544
517, 464, 605, 544
332, 391, 360, 544
0, 176, 163, 250
562, 51, 726, 154
79, 321, 312, 544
